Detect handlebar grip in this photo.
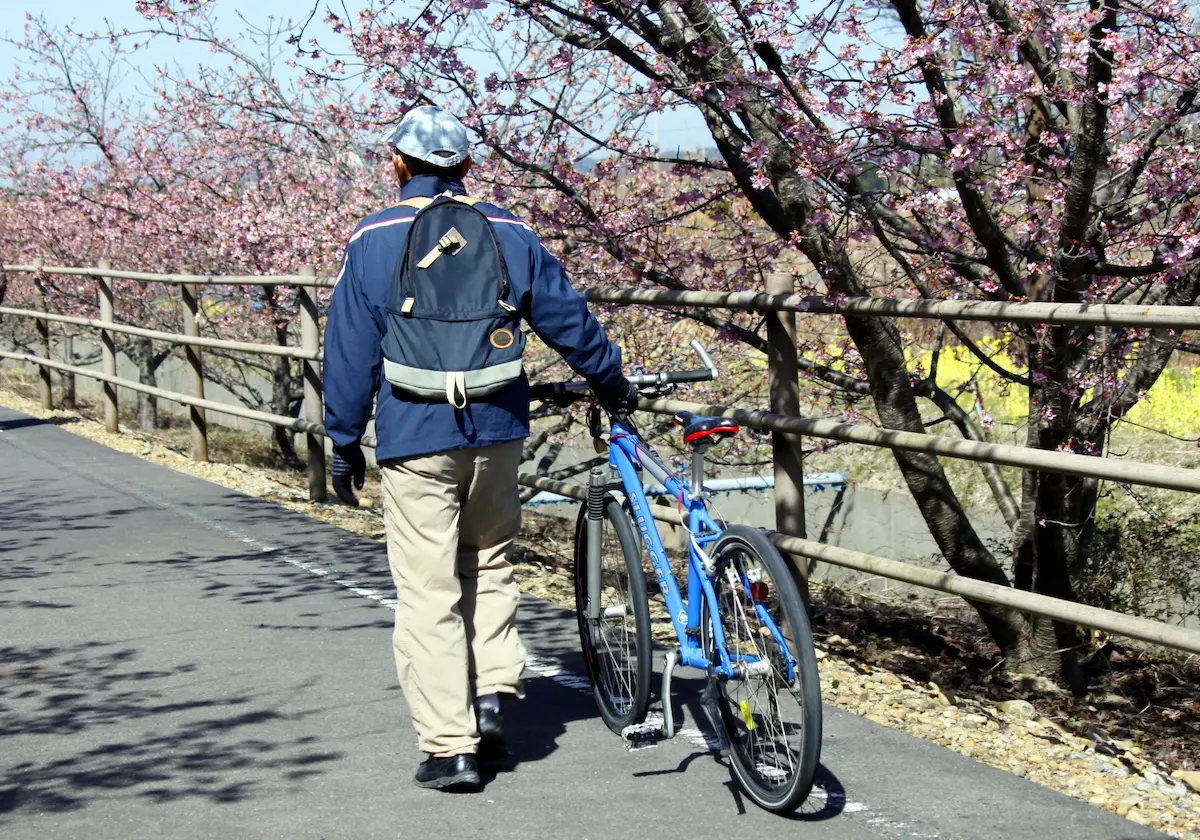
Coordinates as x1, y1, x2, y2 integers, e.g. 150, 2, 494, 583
626, 368, 714, 388
662, 369, 713, 384
530, 382, 587, 406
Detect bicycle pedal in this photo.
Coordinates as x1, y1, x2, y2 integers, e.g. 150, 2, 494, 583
621, 720, 668, 744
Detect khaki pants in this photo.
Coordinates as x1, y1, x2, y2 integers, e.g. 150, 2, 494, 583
381, 440, 527, 756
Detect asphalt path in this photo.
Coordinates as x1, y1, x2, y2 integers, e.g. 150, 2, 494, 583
0, 405, 1164, 839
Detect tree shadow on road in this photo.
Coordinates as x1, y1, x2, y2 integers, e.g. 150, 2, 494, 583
0, 478, 149, 574
0, 640, 344, 818
0, 415, 81, 433
110, 545, 395, 632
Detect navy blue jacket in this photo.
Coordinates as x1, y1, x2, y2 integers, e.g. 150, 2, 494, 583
323, 174, 627, 462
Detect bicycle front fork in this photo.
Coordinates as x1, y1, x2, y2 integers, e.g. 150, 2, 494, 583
584, 466, 606, 621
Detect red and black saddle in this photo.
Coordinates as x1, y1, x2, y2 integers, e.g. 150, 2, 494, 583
674, 411, 740, 447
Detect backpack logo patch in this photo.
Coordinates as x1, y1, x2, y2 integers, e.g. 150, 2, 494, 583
490, 328, 515, 349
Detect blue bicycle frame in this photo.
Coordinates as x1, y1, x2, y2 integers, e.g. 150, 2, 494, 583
603, 421, 796, 686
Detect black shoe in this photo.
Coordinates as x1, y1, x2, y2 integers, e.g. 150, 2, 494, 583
475, 703, 508, 762
414, 754, 481, 790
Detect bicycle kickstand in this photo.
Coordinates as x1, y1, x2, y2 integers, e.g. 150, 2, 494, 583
660, 648, 678, 738
621, 649, 679, 746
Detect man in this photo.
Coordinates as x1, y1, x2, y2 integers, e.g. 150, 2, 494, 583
323, 105, 637, 791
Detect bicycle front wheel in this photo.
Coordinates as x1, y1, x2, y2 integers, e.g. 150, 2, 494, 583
573, 496, 652, 733
702, 525, 822, 813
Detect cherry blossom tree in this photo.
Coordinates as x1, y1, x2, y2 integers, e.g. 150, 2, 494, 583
320, 0, 1200, 684
0, 9, 375, 442
4, 0, 1198, 683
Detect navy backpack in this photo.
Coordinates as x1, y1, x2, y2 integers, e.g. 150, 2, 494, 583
381, 193, 525, 407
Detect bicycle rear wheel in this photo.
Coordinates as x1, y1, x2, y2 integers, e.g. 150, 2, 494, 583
702, 525, 822, 813
573, 496, 652, 733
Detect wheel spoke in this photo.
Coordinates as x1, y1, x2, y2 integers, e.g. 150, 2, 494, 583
575, 502, 651, 734
594, 554, 635, 713
712, 546, 808, 797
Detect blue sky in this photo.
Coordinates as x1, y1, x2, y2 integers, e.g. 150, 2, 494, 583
0, 1, 710, 152
0, 1, 340, 97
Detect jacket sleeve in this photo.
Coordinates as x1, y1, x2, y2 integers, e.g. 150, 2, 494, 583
523, 234, 627, 402
322, 238, 383, 449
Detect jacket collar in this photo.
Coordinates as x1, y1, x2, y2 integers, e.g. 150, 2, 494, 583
400, 174, 467, 200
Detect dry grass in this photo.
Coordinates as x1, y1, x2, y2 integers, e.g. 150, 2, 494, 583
809, 585, 1200, 773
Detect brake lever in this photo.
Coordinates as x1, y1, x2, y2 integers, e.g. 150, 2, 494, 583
637, 381, 676, 401
586, 402, 607, 453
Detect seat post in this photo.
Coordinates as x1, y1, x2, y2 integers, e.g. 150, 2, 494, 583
690, 443, 708, 498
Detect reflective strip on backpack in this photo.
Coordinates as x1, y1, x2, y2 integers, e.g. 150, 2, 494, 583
383, 358, 524, 403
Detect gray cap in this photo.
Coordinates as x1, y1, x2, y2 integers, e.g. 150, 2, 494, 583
379, 105, 471, 167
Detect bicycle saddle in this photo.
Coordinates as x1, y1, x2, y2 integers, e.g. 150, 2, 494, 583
674, 411, 740, 446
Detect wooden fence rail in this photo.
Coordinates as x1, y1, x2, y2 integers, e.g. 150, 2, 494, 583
2, 262, 1199, 656
1, 263, 334, 287
0, 306, 319, 359
582, 287, 1200, 330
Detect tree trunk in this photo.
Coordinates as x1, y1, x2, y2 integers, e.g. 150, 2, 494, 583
271, 313, 302, 468
1008, 464, 1094, 691
839, 310, 1030, 657
134, 336, 159, 429
766, 172, 1034, 671
60, 333, 77, 409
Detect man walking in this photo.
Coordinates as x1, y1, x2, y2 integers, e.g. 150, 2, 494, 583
323, 105, 637, 791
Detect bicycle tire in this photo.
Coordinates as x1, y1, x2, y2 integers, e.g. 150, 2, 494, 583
701, 525, 822, 813
573, 496, 653, 733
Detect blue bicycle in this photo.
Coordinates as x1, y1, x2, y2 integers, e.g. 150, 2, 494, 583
531, 341, 822, 813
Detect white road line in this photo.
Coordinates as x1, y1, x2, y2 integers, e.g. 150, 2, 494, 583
187, 515, 626, 700
523, 653, 596, 693
638, 712, 723, 753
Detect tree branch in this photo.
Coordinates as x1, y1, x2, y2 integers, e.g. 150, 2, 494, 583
887, 0, 1026, 299
1057, 0, 1118, 290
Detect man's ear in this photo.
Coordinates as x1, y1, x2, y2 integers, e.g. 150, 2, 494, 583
459, 156, 473, 178
392, 153, 410, 186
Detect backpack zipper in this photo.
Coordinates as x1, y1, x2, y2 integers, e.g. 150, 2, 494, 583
397, 196, 515, 316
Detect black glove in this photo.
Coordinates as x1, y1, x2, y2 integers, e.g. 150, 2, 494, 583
331, 444, 366, 507
602, 378, 641, 435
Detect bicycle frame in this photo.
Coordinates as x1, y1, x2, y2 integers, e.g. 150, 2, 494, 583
602, 421, 785, 682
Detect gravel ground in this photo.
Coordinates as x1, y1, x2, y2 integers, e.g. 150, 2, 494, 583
2, 386, 1198, 838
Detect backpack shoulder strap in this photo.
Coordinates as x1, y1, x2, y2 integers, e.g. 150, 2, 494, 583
397, 193, 482, 210
397, 196, 434, 211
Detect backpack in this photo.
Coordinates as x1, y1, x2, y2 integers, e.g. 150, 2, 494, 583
380, 192, 525, 408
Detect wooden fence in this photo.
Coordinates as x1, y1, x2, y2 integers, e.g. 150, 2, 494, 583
2, 261, 1199, 656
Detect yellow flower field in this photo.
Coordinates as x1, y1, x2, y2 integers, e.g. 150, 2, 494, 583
911, 341, 1200, 439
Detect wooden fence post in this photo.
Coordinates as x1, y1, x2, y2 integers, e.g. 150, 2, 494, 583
33, 259, 52, 409
180, 281, 208, 461
97, 258, 119, 432
298, 267, 327, 502
60, 333, 77, 409
766, 272, 809, 606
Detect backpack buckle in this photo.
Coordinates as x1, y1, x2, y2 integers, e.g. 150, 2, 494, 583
416, 227, 467, 269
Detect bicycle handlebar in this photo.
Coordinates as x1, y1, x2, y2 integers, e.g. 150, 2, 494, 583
530, 339, 717, 405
